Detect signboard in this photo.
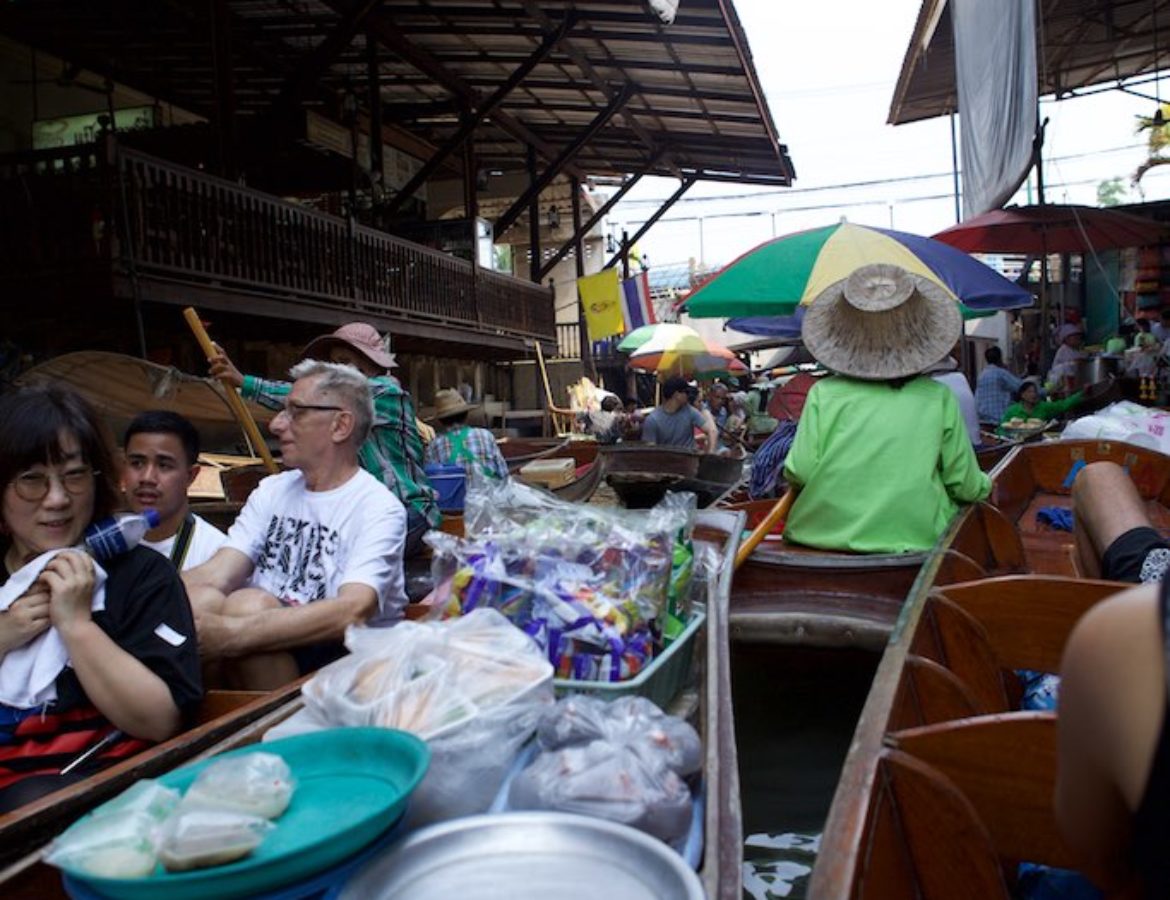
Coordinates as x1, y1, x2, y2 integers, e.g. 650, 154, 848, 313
32, 106, 158, 149
304, 110, 426, 197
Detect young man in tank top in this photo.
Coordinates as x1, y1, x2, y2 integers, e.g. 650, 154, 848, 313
122, 411, 227, 572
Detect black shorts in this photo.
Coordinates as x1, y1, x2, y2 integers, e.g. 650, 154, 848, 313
1101, 526, 1170, 583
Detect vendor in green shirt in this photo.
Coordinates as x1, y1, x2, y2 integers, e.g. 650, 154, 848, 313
998, 379, 1083, 430
782, 264, 991, 554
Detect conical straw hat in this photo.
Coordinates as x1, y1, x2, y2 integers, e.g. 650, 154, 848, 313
801, 263, 961, 380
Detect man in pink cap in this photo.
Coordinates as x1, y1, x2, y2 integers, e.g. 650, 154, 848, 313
210, 323, 439, 556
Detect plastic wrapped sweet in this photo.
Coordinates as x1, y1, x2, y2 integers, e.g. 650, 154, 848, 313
156, 809, 273, 872
507, 741, 692, 844
93, 779, 181, 822
46, 810, 159, 879
536, 695, 702, 777
181, 752, 296, 820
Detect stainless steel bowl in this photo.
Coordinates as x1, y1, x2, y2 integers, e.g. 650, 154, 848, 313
334, 811, 705, 900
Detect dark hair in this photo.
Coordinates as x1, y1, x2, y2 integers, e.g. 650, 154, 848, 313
623, 396, 638, 408
1137, 318, 1152, 333
441, 410, 470, 427
124, 410, 201, 467
1015, 380, 1040, 401
0, 385, 120, 521
662, 375, 689, 399
984, 346, 1003, 366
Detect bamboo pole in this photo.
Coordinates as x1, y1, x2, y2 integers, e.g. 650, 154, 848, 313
734, 488, 795, 569
182, 308, 279, 473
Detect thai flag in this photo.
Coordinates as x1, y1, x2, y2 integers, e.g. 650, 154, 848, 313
620, 272, 657, 332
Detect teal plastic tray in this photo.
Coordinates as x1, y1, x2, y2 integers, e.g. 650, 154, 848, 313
552, 610, 706, 709
58, 728, 429, 900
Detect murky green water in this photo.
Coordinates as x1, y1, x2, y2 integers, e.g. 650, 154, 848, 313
733, 644, 879, 899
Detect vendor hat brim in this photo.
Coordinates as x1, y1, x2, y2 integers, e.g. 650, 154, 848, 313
426, 389, 480, 422
801, 263, 962, 381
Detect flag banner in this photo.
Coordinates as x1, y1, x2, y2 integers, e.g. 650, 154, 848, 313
620, 271, 657, 332
578, 268, 625, 341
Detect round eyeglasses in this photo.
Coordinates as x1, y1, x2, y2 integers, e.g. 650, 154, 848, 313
9, 468, 98, 502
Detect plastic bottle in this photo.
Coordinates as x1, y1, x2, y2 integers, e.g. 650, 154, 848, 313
83, 509, 160, 562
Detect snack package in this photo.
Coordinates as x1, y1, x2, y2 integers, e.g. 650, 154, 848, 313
46, 810, 159, 879
181, 752, 296, 820
156, 809, 273, 872
507, 740, 692, 844
427, 481, 699, 681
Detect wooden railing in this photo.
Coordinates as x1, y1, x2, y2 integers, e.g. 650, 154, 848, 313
0, 141, 555, 341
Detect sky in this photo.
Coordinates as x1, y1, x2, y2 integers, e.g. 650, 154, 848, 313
609, 0, 1170, 273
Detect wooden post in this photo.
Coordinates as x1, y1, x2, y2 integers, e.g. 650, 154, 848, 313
182, 308, 278, 473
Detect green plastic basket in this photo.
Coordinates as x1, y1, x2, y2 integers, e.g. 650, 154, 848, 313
552, 610, 706, 709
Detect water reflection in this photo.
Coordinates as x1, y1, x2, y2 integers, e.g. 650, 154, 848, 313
733, 645, 878, 900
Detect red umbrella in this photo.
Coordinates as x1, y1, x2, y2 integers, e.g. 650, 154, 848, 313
932, 204, 1165, 254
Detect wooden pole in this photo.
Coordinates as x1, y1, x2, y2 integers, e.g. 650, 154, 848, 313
734, 488, 796, 569
182, 308, 279, 473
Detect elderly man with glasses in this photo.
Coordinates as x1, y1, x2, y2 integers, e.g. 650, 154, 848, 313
183, 360, 407, 689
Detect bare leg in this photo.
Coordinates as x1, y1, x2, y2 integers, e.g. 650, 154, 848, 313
1073, 462, 1152, 579
220, 589, 300, 690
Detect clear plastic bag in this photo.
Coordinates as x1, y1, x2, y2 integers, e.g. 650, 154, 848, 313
300, 609, 554, 824
94, 779, 181, 822
180, 752, 296, 820
427, 484, 698, 681
506, 740, 692, 844
156, 809, 273, 872
536, 695, 701, 777
46, 810, 159, 879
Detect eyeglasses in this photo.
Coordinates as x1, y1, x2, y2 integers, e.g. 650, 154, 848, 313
278, 401, 344, 421
10, 468, 98, 502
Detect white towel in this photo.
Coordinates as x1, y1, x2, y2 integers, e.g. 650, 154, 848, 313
0, 549, 106, 710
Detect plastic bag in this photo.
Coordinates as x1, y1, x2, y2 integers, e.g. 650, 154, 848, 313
46, 810, 159, 879
300, 609, 554, 824
427, 483, 697, 681
94, 779, 181, 822
536, 695, 701, 776
507, 740, 692, 844
156, 809, 273, 872
181, 752, 296, 820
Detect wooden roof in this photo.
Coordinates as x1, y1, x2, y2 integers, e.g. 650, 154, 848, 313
0, 0, 794, 187
890, 0, 1170, 125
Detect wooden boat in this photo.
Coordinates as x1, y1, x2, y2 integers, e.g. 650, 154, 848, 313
807, 438, 1170, 898
600, 443, 745, 508
1, 510, 748, 900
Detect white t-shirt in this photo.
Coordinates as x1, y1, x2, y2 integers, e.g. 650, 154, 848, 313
141, 514, 227, 571
225, 468, 408, 620
931, 372, 982, 446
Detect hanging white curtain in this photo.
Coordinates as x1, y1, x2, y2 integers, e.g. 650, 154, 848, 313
952, 0, 1038, 218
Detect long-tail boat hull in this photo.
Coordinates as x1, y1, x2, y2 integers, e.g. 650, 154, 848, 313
809, 439, 1170, 898
1, 510, 747, 900
601, 444, 744, 508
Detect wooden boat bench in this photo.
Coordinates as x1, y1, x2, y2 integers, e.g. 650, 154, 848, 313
855, 712, 1080, 900
892, 576, 1129, 730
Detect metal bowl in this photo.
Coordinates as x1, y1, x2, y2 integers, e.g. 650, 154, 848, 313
332, 812, 705, 900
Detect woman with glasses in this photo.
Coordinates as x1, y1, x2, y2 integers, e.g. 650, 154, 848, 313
0, 385, 202, 812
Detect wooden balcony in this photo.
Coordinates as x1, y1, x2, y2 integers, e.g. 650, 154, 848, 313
0, 140, 556, 357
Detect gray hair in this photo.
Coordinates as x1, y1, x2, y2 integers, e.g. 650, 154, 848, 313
288, 359, 373, 446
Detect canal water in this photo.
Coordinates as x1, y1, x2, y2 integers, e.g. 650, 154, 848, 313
733, 644, 880, 899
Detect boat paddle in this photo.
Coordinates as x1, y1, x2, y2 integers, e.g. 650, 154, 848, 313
182, 307, 279, 474
733, 487, 796, 569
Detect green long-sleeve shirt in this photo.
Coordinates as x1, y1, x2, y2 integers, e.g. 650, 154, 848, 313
241, 374, 440, 527
782, 376, 991, 554
999, 392, 1083, 427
